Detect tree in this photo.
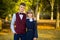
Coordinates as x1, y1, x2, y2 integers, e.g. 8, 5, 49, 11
0, 0, 16, 19
56, 0, 60, 28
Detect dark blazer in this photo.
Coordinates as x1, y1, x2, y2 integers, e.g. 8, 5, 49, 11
26, 19, 38, 38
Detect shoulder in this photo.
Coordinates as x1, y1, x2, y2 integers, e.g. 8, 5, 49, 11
33, 17, 36, 21
26, 17, 30, 20
13, 12, 18, 15
26, 18, 29, 21
21, 13, 26, 15
33, 20, 37, 23
12, 12, 19, 17
24, 13, 26, 15
13, 13, 16, 17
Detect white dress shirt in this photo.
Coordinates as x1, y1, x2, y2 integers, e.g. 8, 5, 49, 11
10, 13, 23, 33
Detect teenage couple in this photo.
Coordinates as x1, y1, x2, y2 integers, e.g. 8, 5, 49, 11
11, 3, 38, 40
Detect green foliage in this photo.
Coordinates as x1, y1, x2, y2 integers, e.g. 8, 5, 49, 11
0, 0, 60, 19
0, 0, 16, 19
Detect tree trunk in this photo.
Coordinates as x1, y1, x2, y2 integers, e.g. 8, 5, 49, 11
51, 11, 53, 20
56, 11, 59, 28
56, 5, 59, 28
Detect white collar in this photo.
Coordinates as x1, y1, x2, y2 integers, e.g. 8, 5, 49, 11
26, 17, 33, 22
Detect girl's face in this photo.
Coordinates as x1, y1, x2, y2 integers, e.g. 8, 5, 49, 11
27, 13, 33, 18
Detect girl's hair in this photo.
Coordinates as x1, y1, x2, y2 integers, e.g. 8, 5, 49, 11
27, 10, 34, 18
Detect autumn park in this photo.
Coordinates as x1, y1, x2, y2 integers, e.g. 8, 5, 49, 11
0, 0, 60, 40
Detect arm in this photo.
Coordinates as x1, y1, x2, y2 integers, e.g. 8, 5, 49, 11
10, 14, 16, 33
33, 21, 38, 38
33, 21, 38, 40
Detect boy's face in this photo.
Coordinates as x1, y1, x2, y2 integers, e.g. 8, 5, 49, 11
19, 5, 25, 12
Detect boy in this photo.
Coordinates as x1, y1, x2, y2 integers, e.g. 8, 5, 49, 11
11, 3, 26, 40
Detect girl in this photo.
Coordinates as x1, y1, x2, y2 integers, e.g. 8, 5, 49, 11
26, 10, 38, 40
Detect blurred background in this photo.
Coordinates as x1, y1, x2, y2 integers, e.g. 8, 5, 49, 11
0, 0, 60, 40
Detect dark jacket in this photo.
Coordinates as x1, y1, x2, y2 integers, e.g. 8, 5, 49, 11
26, 19, 38, 38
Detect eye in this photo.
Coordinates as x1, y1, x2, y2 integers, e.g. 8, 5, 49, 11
21, 7, 23, 8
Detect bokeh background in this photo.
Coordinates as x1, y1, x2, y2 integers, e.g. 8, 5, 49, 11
0, 0, 60, 40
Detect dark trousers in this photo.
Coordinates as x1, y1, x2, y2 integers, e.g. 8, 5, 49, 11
14, 34, 26, 40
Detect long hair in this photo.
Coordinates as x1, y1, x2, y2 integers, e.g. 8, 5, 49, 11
27, 9, 35, 18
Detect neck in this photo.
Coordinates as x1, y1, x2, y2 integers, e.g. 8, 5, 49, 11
29, 17, 33, 19
19, 11, 24, 13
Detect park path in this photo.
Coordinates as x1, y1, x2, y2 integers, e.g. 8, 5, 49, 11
0, 29, 60, 40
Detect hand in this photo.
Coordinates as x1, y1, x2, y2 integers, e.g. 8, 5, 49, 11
33, 38, 37, 40
13, 32, 17, 34
14, 32, 16, 34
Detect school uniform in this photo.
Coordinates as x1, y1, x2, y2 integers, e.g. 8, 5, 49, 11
11, 12, 26, 40
26, 18, 38, 40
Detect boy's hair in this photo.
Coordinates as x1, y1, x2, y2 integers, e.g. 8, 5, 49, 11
20, 3, 26, 6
